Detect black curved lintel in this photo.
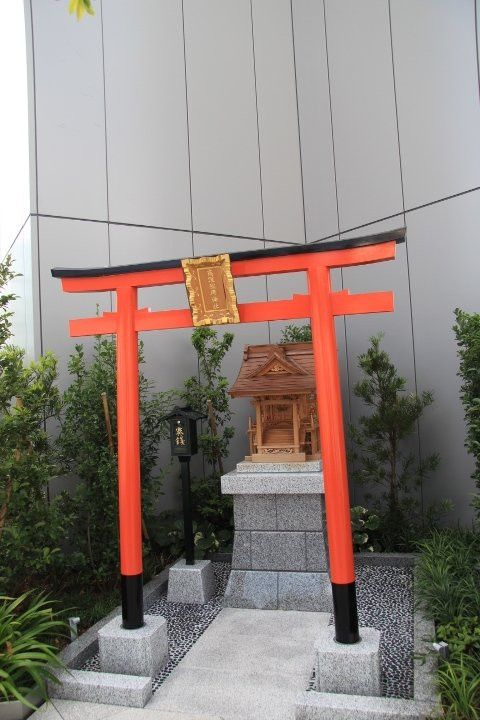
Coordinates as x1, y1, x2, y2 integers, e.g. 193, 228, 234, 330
51, 227, 406, 279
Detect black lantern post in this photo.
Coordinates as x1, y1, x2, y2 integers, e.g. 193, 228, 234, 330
162, 406, 206, 565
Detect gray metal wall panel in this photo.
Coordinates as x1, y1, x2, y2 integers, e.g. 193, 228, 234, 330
32, 0, 107, 220
391, 0, 480, 209
251, 0, 304, 243
184, 0, 263, 238
38, 217, 110, 388
407, 192, 480, 522
109, 225, 196, 511
102, 0, 191, 229
325, 0, 403, 231
292, 0, 338, 243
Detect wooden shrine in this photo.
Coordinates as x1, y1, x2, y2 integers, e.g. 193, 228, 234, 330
230, 342, 321, 463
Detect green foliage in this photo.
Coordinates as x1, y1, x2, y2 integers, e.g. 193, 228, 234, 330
415, 529, 480, 626
0, 256, 18, 348
150, 510, 231, 561
57, 336, 174, 588
350, 506, 381, 552
179, 327, 235, 551
453, 308, 480, 520
280, 324, 312, 343
437, 617, 480, 661
0, 592, 68, 708
349, 334, 439, 549
181, 327, 234, 475
435, 654, 480, 720
0, 257, 65, 594
68, 0, 94, 20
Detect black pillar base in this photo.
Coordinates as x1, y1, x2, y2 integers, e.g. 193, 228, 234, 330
332, 581, 360, 644
121, 573, 144, 629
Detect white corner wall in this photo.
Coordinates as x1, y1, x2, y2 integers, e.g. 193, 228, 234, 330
23, 0, 480, 521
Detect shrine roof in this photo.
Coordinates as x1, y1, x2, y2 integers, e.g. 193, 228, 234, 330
229, 342, 316, 397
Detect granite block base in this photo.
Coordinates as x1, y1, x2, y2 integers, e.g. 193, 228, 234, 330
315, 625, 381, 696
167, 559, 215, 604
98, 614, 169, 677
48, 668, 152, 707
224, 570, 332, 611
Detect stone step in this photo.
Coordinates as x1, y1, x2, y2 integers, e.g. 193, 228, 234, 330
295, 691, 437, 720
236, 460, 322, 473
222, 470, 324, 495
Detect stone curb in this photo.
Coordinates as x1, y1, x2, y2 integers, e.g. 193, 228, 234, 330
295, 581, 439, 720
49, 567, 171, 707
50, 669, 152, 708
58, 565, 170, 670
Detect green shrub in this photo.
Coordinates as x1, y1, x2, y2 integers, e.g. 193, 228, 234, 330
57, 336, 174, 589
280, 324, 312, 343
351, 506, 381, 552
437, 616, 480, 661
181, 327, 234, 476
0, 257, 66, 594
0, 591, 67, 708
435, 654, 480, 720
453, 308, 480, 520
349, 334, 439, 550
415, 529, 480, 625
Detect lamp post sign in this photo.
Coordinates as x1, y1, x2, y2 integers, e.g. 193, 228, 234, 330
162, 406, 206, 566
52, 228, 405, 641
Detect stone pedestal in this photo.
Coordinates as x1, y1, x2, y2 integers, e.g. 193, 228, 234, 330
315, 625, 381, 696
98, 614, 169, 677
167, 558, 215, 604
221, 461, 332, 611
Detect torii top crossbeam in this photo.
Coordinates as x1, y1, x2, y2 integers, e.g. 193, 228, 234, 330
52, 227, 405, 643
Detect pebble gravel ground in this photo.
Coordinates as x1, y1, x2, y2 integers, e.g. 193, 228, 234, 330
83, 562, 414, 699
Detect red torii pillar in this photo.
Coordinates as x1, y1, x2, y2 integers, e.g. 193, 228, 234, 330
52, 228, 404, 642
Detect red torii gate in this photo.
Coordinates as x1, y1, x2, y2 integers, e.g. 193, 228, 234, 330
52, 227, 405, 644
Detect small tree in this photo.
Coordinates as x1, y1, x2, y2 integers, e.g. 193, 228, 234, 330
280, 324, 312, 343
0, 257, 65, 594
179, 327, 235, 553
350, 334, 439, 548
57, 336, 174, 588
181, 327, 234, 476
453, 308, 480, 520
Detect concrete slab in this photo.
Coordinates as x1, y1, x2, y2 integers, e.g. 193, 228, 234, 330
295, 691, 437, 719
30, 704, 64, 720
149, 608, 326, 720
51, 699, 128, 720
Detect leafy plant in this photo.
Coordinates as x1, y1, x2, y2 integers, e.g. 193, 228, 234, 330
150, 511, 231, 560
0, 592, 68, 708
68, 0, 94, 20
280, 324, 312, 343
453, 308, 480, 520
350, 506, 381, 552
437, 617, 480, 661
181, 327, 234, 477
435, 654, 480, 720
57, 336, 174, 589
0, 257, 65, 594
349, 334, 439, 549
415, 529, 480, 625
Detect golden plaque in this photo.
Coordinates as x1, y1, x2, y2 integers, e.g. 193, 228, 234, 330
181, 254, 240, 327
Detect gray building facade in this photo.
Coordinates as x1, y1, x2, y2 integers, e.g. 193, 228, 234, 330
2, 0, 480, 521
